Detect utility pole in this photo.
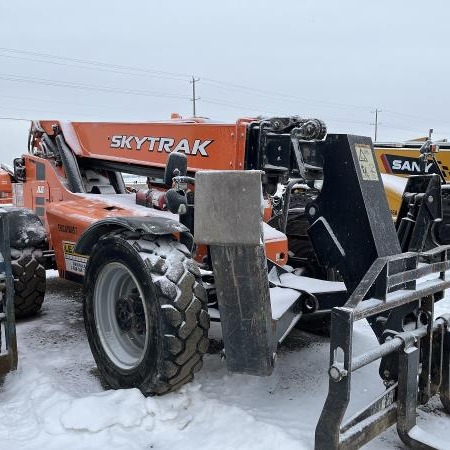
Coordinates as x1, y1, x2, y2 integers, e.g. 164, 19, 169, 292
190, 76, 200, 117
371, 108, 381, 142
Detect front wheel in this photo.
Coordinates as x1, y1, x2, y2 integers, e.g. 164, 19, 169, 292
84, 232, 209, 395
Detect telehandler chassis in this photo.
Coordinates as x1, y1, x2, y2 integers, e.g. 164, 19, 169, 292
0, 117, 449, 448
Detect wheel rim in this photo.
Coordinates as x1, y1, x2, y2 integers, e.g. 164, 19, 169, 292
93, 262, 149, 370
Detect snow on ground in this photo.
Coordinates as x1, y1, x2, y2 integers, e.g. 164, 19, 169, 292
1, 271, 450, 449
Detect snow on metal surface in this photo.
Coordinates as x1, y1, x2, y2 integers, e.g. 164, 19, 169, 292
278, 272, 346, 293
262, 222, 285, 241
270, 287, 300, 320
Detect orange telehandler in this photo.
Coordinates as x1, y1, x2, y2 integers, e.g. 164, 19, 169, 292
0, 116, 450, 448
0, 164, 13, 204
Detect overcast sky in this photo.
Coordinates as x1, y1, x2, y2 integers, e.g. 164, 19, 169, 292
0, 0, 449, 162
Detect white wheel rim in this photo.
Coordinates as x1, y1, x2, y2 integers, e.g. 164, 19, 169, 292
93, 262, 149, 370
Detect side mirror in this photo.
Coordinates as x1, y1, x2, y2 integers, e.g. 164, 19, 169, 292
164, 152, 187, 187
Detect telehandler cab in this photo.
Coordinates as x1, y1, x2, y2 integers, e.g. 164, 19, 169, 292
0, 116, 449, 448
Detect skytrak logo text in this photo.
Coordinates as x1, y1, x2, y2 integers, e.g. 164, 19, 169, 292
110, 135, 213, 157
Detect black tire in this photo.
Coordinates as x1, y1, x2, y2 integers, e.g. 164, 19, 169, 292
269, 211, 327, 279
442, 392, 450, 414
84, 231, 209, 395
10, 247, 46, 318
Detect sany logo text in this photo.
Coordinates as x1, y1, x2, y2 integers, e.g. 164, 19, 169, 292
110, 135, 213, 157
391, 159, 434, 173
381, 154, 440, 175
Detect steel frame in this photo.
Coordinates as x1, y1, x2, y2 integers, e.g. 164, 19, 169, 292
0, 208, 17, 375
315, 245, 450, 449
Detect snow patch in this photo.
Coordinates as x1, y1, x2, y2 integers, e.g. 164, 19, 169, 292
270, 286, 300, 320
1, 269, 449, 449
61, 389, 149, 432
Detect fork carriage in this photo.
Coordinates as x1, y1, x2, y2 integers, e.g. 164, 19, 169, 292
316, 246, 450, 449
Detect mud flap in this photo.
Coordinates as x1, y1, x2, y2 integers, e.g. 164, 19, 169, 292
209, 244, 276, 375
195, 171, 276, 375
0, 208, 18, 375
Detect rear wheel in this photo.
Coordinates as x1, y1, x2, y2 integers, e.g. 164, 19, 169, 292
11, 247, 46, 318
84, 231, 209, 395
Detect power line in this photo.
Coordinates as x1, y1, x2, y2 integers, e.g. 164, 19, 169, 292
201, 97, 281, 115
383, 108, 438, 122
0, 73, 190, 100
0, 116, 30, 122
201, 97, 372, 127
0, 46, 375, 113
382, 108, 450, 130
0, 88, 374, 128
0, 47, 191, 81
381, 123, 450, 136
0, 93, 146, 113
1, 46, 449, 129
0, 53, 190, 83
201, 78, 373, 111
0, 104, 148, 121
0, 104, 100, 120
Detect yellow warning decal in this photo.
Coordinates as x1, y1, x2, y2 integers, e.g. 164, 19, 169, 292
62, 240, 88, 275
63, 242, 75, 254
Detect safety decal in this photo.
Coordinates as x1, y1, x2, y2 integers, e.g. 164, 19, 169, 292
62, 241, 88, 275
356, 144, 379, 181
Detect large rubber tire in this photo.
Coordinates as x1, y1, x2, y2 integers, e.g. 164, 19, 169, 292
10, 247, 46, 318
84, 231, 209, 395
270, 212, 327, 279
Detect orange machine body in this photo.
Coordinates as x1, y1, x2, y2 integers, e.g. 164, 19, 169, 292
0, 169, 12, 204
37, 118, 250, 171
10, 118, 287, 281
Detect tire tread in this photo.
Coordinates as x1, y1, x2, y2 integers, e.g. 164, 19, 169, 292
11, 247, 46, 318
138, 235, 209, 394
87, 232, 209, 395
